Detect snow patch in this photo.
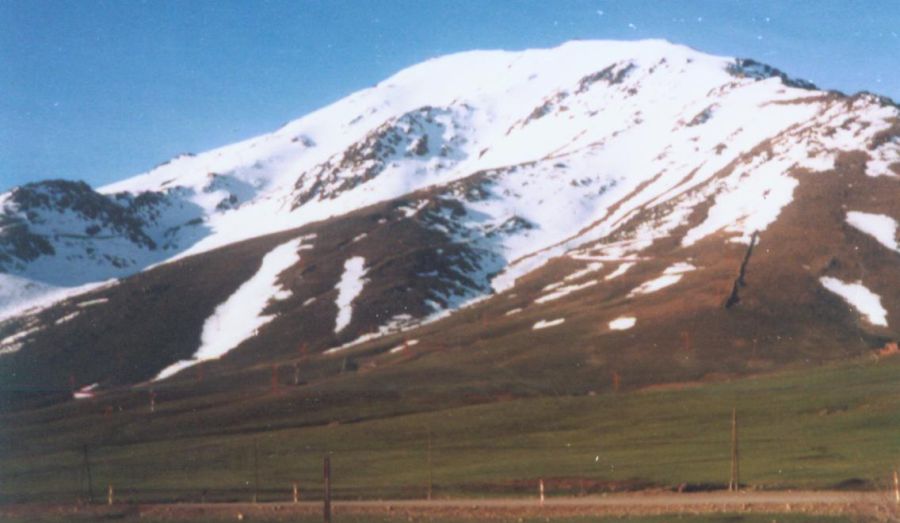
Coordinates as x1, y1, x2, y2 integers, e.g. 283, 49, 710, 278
609, 316, 636, 330
325, 314, 417, 354
399, 201, 429, 218
819, 277, 889, 327
543, 281, 565, 292
682, 159, 799, 247
389, 339, 419, 354
0, 325, 42, 346
505, 307, 523, 316
604, 262, 635, 281
564, 262, 605, 281
629, 262, 695, 296
0, 275, 117, 323
664, 262, 697, 275
846, 211, 899, 253
271, 289, 292, 301
630, 274, 684, 296
73, 383, 99, 400
0, 321, 41, 354
155, 236, 306, 380
334, 256, 368, 333
533, 318, 565, 330
535, 280, 598, 304
76, 298, 109, 308
0, 343, 22, 356
865, 133, 899, 178
54, 311, 81, 325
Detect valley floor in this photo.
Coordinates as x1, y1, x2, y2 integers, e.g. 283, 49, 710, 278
2, 354, 899, 522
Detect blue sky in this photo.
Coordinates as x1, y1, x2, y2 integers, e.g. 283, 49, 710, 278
2, 0, 898, 192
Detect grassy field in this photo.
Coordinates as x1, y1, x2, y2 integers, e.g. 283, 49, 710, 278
2, 353, 899, 505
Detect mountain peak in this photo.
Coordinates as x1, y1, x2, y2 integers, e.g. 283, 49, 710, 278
1, 41, 898, 395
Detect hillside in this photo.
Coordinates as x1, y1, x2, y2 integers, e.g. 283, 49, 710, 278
1, 39, 898, 416
2, 348, 899, 503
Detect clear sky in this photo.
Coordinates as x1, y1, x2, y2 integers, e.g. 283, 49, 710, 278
2, 0, 898, 192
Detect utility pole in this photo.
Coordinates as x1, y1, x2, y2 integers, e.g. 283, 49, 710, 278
729, 408, 740, 492
427, 430, 433, 501
81, 444, 94, 504
252, 440, 260, 504
323, 455, 332, 523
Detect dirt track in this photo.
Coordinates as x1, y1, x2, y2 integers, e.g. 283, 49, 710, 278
4, 491, 894, 521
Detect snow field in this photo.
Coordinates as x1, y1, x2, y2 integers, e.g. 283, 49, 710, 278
4, 39, 898, 360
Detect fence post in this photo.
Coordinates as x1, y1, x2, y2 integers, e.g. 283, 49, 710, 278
323, 455, 332, 523
729, 407, 740, 492
107, 484, 114, 506
293, 482, 300, 503
893, 469, 899, 505
252, 440, 260, 504
539, 478, 545, 506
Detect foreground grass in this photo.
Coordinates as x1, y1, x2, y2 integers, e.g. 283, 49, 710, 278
2, 355, 899, 503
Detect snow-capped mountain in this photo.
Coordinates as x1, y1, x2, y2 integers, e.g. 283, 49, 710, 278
1, 40, 898, 404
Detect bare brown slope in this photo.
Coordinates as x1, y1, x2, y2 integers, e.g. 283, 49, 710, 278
2, 118, 897, 422
305, 148, 899, 401
0, 192, 502, 409
0, 228, 298, 405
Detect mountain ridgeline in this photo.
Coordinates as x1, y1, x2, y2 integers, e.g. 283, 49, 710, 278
1, 40, 898, 410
